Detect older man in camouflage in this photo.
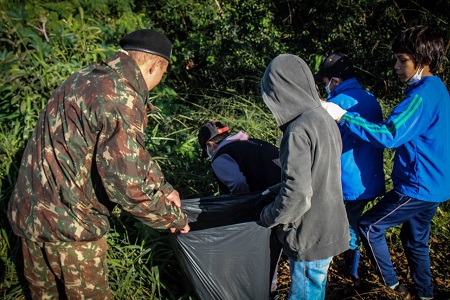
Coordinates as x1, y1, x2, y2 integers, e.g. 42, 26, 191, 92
8, 29, 190, 299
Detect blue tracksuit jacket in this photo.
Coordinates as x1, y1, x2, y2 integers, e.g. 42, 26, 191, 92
329, 78, 385, 200
340, 75, 450, 202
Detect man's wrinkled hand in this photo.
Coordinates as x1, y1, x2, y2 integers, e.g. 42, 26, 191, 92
166, 190, 181, 208
321, 100, 347, 122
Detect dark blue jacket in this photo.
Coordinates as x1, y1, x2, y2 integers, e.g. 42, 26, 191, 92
212, 136, 281, 194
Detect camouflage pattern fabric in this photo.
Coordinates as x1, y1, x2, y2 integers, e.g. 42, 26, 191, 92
22, 237, 111, 299
8, 51, 187, 244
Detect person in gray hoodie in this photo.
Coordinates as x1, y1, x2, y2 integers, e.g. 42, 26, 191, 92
259, 54, 349, 300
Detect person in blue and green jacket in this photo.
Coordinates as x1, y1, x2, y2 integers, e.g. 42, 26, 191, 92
314, 52, 385, 285
322, 25, 449, 300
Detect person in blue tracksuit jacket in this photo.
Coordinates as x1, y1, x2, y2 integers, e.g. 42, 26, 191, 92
314, 53, 385, 285
322, 25, 449, 300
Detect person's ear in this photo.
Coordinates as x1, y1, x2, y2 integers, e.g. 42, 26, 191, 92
148, 60, 158, 74
207, 141, 218, 151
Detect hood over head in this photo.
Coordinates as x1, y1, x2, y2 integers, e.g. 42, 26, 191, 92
261, 54, 321, 127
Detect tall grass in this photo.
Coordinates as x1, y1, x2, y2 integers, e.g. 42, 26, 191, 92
107, 220, 173, 299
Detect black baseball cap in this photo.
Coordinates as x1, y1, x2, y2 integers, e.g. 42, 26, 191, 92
198, 121, 230, 158
314, 52, 355, 81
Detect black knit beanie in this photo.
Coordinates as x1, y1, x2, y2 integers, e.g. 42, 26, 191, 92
120, 29, 172, 61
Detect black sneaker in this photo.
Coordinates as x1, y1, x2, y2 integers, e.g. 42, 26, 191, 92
393, 283, 412, 300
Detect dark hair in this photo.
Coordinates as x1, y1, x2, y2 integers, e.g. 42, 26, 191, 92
392, 25, 444, 73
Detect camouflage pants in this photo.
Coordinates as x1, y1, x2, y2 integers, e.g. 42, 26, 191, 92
22, 237, 112, 300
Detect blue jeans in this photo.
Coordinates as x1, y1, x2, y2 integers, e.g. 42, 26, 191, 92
344, 199, 371, 250
358, 190, 439, 298
288, 256, 332, 300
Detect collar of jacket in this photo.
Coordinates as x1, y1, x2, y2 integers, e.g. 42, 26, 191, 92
328, 77, 362, 98
105, 51, 150, 107
404, 75, 433, 94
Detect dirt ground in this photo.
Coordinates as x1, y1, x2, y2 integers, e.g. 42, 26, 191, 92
270, 244, 450, 300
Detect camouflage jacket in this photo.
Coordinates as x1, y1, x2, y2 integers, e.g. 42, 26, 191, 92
8, 52, 187, 243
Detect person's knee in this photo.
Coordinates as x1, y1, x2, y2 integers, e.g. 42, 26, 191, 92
357, 219, 370, 237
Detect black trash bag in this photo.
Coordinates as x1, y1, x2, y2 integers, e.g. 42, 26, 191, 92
170, 190, 281, 300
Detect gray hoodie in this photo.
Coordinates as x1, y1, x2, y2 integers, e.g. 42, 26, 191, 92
260, 54, 349, 261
